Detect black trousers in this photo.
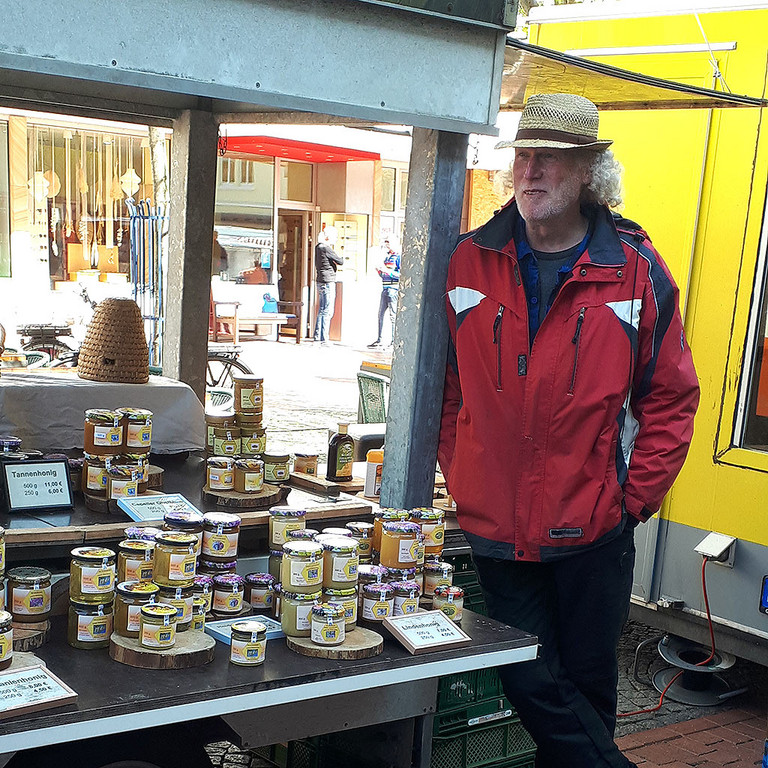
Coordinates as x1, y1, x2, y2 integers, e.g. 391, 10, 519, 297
473, 526, 637, 768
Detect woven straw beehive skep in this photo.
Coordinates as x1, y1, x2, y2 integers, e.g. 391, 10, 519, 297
77, 298, 150, 384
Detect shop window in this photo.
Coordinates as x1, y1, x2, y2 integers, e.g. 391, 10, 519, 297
399, 169, 409, 211
280, 161, 313, 203
381, 166, 396, 213
320, 213, 369, 281
0, 123, 9, 278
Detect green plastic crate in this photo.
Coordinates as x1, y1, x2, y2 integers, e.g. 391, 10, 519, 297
434, 695, 516, 736
437, 666, 505, 711
431, 718, 536, 768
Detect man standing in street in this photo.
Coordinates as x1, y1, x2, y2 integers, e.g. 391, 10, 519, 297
368, 236, 400, 348
313, 226, 343, 346
438, 93, 699, 768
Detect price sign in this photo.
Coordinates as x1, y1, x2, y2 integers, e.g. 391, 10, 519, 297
0, 665, 77, 719
117, 493, 202, 522
2, 460, 73, 513
383, 610, 472, 655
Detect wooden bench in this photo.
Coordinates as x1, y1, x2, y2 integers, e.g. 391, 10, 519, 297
211, 299, 303, 344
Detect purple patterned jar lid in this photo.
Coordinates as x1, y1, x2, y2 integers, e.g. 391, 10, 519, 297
245, 572, 276, 587
213, 573, 245, 589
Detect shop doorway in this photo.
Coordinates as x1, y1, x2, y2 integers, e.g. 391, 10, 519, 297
277, 209, 310, 337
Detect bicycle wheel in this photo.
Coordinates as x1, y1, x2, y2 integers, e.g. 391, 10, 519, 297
206, 354, 253, 390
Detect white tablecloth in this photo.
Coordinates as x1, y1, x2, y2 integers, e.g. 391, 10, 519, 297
0, 371, 205, 453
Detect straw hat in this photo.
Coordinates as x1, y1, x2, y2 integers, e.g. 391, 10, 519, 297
496, 93, 612, 150
77, 298, 149, 384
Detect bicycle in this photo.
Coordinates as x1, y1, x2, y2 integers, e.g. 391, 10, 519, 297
206, 345, 253, 389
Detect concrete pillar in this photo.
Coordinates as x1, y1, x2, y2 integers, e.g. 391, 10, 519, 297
380, 128, 468, 509
164, 109, 218, 401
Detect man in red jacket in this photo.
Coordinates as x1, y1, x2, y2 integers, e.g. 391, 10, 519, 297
439, 93, 699, 768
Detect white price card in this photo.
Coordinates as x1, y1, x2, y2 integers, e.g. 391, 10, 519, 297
2, 460, 73, 513
383, 610, 472, 655
117, 493, 202, 522
0, 665, 77, 719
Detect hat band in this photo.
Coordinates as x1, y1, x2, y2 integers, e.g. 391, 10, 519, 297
515, 128, 598, 145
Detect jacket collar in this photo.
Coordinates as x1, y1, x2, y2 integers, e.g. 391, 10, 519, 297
472, 198, 626, 268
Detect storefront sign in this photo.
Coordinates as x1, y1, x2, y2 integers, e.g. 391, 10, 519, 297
383, 610, 471, 654
2, 460, 73, 513
0, 665, 77, 719
117, 493, 201, 522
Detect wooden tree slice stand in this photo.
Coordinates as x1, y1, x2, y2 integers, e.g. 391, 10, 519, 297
13, 620, 50, 652
147, 465, 165, 489
109, 630, 216, 669
84, 489, 163, 514
10, 651, 45, 669
286, 627, 383, 660
201, 483, 287, 509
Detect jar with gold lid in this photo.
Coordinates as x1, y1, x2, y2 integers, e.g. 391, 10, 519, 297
140, 603, 177, 649
321, 537, 359, 590
84, 409, 124, 455
191, 597, 207, 631
322, 587, 357, 631
206, 457, 234, 491
116, 407, 153, 454
230, 620, 267, 666
117, 539, 155, 583
106, 464, 139, 500
0, 611, 12, 670
239, 425, 266, 457
211, 574, 245, 616
192, 574, 214, 613
70, 547, 116, 603
114, 580, 159, 638
281, 541, 323, 594
156, 583, 194, 631
245, 573, 276, 613
372, 509, 410, 558
361, 583, 394, 622
391, 581, 421, 616
213, 426, 241, 458
380, 522, 421, 569
280, 589, 321, 637
268, 507, 306, 548
263, 453, 290, 484
233, 374, 264, 414
153, 532, 197, 587
206, 412, 236, 453
423, 561, 454, 597
433, 585, 464, 622
163, 509, 204, 555
81, 454, 110, 497
345, 521, 374, 563
234, 458, 264, 493
202, 512, 241, 562
8, 567, 51, 622
68, 599, 113, 649
311, 602, 346, 647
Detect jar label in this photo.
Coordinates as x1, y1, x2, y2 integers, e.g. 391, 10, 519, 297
77, 613, 113, 642
311, 620, 344, 645
159, 596, 193, 623
357, 538, 372, 556
80, 565, 116, 594
127, 422, 152, 448
110, 479, 138, 499
243, 472, 264, 492
213, 590, 243, 614
424, 575, 452, 596
415, 540, 425, 565
362, 598, 391, 620
394, 596, 418, 616
86, 465, 107, 490
335, 443, 354, 478
191, 614, 205, 631
124, 556, 154, 583
168, 553, 196, 581
331, 554, 359, 582
242, 435, 266, 455
271, 519, 303, 547
197, 591, 212, 613
266, 464, 289, 482
422, 523, 445, 547
398, 539, 419, 564
239, 387, 263, 410
12, 586, 51, 615
141, 624, 175, 648
93, 426, 123, 446
127, 604, 143, 632
342, 598, 357, 623
249, 588, 273, 610
213, 437, 240, 456
0, 630, 11, 661
438, 602, 461, 621
208, 470, 234, 490
295, 603, 312, 631
231, 637, 265, 664
202, 531, 239, 558
289, 559, 322, 588
0, 540, 5, 574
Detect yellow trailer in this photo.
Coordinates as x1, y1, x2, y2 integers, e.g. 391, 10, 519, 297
519, 3, 768, 663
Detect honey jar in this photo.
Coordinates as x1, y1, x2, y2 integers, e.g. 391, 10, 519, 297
280, 589, 321, 637
233, 374, 264, 413
206, 457, 234, 490
68, 600, 113, 649
153, 532, 197, 588
345, 521, 374, 562
213, 426, 241, 457
125, 526, 162, 541
156, 584, 194, 631
202, 512, 241, 562
140, 604, 177, 649
117, 539, 155, 583
163, 509, 204, 555
423, 561, 454, 597
211, 574, 245, 616
361, 583, 394, 622
234, 458, 264, 493
264, 453, 290, 483
8, 567, 51, 622
191, 597, 207, 631
230, 620, 267, 666
245, 573, 276, 613
0, 611, 12, 670
311, 602, 346, 647
268, 507, 306, 548
70, 547, 116, 603
0, 436, 21, 454
81, 454, 109, 497
117, 407, 153, 454
372, 509, 410, 557
411, 508, 445, 556
293, 453, 318, 475
391, 581, 421, 616
268, 550, 283, 580
192, 574, 214, 613
320, 537, 359, 590
357, 564, 387, 607
106, 464, 139, 500
433, 585, 464, 622
322, 587, 357, 631
114, 580, 159, 638
84, 409, 123, 455
281, 541, 323, 594
205, 412, 236, 453
120, 453, 149, 494
380, 522, 421, 569
239, 426, 266, 457
288, 529, 319, 542
198, 559, 237, 577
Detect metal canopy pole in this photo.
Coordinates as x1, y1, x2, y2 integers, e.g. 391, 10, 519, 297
164, 108, 218, 401
380, 128, 468, 509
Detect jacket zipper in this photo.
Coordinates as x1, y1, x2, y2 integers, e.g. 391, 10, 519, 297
568, 307, 586, 395
493, 304, 504, 391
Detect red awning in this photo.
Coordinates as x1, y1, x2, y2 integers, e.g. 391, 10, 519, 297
224, 135, 381, 163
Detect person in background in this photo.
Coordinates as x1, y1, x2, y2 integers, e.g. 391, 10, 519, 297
212, 230, 228, 278
368, 236, 401, 348
313, 226, 343, 346
438, 93, 699, 768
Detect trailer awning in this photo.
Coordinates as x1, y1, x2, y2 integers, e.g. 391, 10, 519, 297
501, 38, 768, 110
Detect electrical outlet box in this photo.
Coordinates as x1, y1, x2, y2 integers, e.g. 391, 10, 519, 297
694, 532, 736, 566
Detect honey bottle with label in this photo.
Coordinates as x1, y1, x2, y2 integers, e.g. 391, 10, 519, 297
326, 423, 354, 482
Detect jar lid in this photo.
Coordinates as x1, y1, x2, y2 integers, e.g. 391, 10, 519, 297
0, 436, 22, 450
434, 586, 464, 599
376, 509, 411, 521
117, 580, 160, 597
234, 458, 264, 471
312, 602, 345, 620
424, 561, 454, 574
294, 452, 318, 459
83, 452, 109, 462
164, 509, 204, 526
269, 506, 306, 518
199, 559, 238, 571
193, 575, 214, 589
269, 549, 284, 557
212, 426, 240, 436
281, 589, 322, 601
203, 512, 241, 528
118, 539, 155, 554
384, 566, 419, 580
363, 583, 395, 598
383, 521, 421, 535
411, 509, 444, 522
358, 564, 387, 582
116, 407, 153, 421
321, 527, 354, 538
157, 584, 193, 596
263, 453, 290, 463
213, 574, 245, 588
283, 541, 323, 557
287, 529, 317, 541
245, 572, 276, 587
125, 526, 162, 541
107, 465, 136, 478
71, 546, 116, 561
205, 411, 235, 423
141, 604, 178, 620
239, 425, 265, 435
8, 566, 50, 584
120, 453, 149, 462
0, 452, 27, 461
155, 531, 198, 548
207, 457, 234, 469
70, 599, 113, 611
232, 374, 264, 384
231, 619, 267, 637
236, 412, 264, 423
320, 536, 358, 554
390, 580, 422, 597
346, 521, 374, 535
0, 610, 12, 625
323, 586, 357, 597
85, 408, 121, 423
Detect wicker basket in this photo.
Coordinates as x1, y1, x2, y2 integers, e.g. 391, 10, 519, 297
77, 298, 149, 384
